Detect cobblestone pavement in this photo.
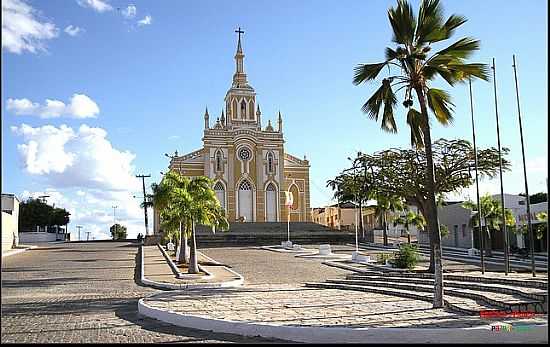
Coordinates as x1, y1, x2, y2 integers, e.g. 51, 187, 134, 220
0, 242, 285, 343
200, 246, 354, 285
143, 284, 548, 328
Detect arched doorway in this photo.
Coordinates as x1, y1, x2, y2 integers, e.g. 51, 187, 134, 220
213, 181, 226, 211
238, 180, 253, 222
265, 183, 277, 222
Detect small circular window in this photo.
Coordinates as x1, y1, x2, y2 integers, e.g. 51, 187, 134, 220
238, 147, 252, 161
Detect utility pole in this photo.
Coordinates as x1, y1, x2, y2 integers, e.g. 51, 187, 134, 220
85, 231, 91, 241
469, 77, 484, 274
76, 225, 83, 241
491, 58, 509, 275
512, 55, 536, 277
136, 174, 151, 236
112, 205, 118, 226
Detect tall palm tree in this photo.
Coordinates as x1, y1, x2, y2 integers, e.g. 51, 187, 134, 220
374, 194, 405, 246
185, 176, 229, 274
150, 172, 191, 264
393, 209, 426, 243
352, 0, 489, 308
463, 195, 515, 257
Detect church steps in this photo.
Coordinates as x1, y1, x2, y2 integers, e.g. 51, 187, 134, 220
325, 279, 546, 313
342, 271, 548, 290
346, 274, 548, 302
304, 282, 499, 315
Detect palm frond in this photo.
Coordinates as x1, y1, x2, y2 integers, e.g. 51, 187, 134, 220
415, 0, 444, 44
388, 0, 417, 45
434, 37, 480, 60
406, 108, 425, 148
353, 62, 388, 85
427, 88, 454, 125
447, 62, 491, 81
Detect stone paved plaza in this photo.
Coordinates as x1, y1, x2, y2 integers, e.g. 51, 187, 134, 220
142, 284, 547, 328
0, 242, 285, 343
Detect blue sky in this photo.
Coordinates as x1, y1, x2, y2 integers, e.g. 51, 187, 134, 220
2, 0, 547, 239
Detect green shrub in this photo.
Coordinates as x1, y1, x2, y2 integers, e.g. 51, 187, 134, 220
376, 253, 393, 264
392, 244, 419, 270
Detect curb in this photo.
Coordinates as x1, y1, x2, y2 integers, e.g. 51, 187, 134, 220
1, 245, 38, 258
139, 245, 244, 290
156, 244, 214, 280
137, 295, 548, 343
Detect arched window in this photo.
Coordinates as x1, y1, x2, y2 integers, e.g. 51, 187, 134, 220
249, 101, 254, 120
267, 152, 274, 173
241, 100, 247, 118
215, 150, 223, 172
214, 181, 226, 210
239, 180, 252, 191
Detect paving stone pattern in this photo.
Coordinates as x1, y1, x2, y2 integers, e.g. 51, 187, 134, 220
143, 284, 548, 328
1, 242, 285, 343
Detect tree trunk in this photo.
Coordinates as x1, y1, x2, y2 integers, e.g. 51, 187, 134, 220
359, 200, 364, 240
407, 233, 411, 244
383, 212, 388, 246
177, 221, 189, 264
485, 227, 493, 257
188, 220, 200, 274
416, 86, 444, 308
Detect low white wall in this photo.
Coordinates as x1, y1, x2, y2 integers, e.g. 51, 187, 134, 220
18, 232, 59, 243
2, 211, 19, 252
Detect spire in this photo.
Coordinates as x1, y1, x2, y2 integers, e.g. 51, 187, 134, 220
204, 106, 210, 129
256, 104, 261, 129
266, 119, 274, 132
278, 111, 283, 132
232, 27, 248, 87
220, 109, 225, 126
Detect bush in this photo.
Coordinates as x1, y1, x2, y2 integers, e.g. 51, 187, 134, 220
392, 244, 419, 270
376, 253, 393, 264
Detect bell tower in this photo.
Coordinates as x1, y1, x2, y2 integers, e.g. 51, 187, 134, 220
224, 27, 258, 129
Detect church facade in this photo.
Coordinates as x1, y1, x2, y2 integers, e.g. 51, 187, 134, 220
157, 30, 311, 226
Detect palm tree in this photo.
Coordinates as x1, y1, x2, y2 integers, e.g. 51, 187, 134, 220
374, 194, 405, 246
150, 172, 191, 264
352, 0, 489, 308
393, 209, 426, 243
185, 176, 229, 274
463, 195, 515, 257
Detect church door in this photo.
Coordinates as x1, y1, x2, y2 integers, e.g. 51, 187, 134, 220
238, 180, 253, 222
265, 183, 277, 222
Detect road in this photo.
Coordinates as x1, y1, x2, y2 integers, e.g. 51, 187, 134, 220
0, 241, 281, 343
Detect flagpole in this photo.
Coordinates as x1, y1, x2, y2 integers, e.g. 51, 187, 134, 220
491, 58, 509, 275
469, 77, 485, 274
512, 54, 536, 277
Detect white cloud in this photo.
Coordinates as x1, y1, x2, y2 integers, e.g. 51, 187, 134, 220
137, 15, 152, 26
21, 188, 150, 240
77, 0, 112, 13
122, 5, 136, 18
7, 94, 100, 118
2, 0, 58, 54
64, 25, 82, 36
13, 123, 149, 240
12, 123, 141, 192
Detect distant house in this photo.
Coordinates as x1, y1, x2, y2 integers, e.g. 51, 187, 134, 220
417, 195, 548, 252
2, 194, 20, 252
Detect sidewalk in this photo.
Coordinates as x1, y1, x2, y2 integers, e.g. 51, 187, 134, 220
141, 245, 243, 290
1, 244, 38, 258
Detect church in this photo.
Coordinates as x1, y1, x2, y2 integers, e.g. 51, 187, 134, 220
155, 29, 311, 228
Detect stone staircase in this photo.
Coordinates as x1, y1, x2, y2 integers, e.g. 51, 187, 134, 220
194, 222, 356, 246
306, 272, 548, 315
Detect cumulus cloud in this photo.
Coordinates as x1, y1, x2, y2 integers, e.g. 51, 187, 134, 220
13, 123, 148, 240
2, 0, 58, 54
76, 0, 112, 13
21, 188, 149, 240
137, 15, 152, 26
11, 123, 140, 192
6, 94, 100, 118
122, 5, 136, 18
64, 25, 82, 36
